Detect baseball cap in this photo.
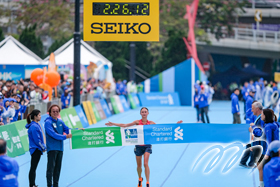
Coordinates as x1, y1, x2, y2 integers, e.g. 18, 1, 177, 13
250, 88, 256, 93
64, 87, 68, 91
268, 140, 280, 153
9, 98, 17, 102
16, 94, 21, 99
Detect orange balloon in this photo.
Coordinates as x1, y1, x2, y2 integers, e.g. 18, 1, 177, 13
30, 68, 44, 85
45, 71, 60, 87
39, 83, 53, 101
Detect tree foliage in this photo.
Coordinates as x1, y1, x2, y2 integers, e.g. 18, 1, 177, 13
0, 27, 4, 42
197, 0, 248, 40
46, 36, 72, 57
153, 30, 186, 75
15, 0, 74, 40
19, 24, 44, 58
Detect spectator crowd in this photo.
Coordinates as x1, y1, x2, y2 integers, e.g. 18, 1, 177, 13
0, 77, 144, 126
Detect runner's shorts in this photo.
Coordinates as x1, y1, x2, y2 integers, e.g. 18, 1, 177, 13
134, 145, 152, 156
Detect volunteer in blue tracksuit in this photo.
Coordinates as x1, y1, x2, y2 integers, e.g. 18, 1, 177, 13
231, 88, 241, 124
245, 89, 256, 124
263, 140, 280, 187
194, 87, 200, 122
45, 104, 72, 187
199, 86, 210, 123
0, 138, 19, 187
61, 87, 71, 109
242, 82, 250, 112
257, 109, 280, 187
25, 109, 46, 187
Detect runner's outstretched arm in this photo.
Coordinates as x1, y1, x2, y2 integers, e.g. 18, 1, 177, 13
105, 120, 139, 127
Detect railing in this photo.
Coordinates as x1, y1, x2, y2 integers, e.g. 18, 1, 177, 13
205, 27, 280, 44
233, 28, 280, 43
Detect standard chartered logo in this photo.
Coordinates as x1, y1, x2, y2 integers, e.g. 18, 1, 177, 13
105, 130, 115, 144
174, 126, 183, 140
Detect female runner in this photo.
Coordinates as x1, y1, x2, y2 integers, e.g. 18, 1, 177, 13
106, 107, 182, 187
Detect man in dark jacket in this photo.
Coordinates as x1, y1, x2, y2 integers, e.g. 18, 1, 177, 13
0, 138, 19, 187
45, 105, 72, 187
231, 88, 241, 124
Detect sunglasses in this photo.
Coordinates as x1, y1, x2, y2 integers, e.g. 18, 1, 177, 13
52, 111, 60, 113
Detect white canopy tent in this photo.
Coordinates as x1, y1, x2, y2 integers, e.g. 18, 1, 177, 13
0, 36, 43, 65
44, 39, 113, 83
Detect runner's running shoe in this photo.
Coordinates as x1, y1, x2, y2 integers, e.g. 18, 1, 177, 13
138, 177, 143, 187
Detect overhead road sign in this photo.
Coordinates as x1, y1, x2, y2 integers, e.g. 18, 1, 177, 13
83, 0, 159, 41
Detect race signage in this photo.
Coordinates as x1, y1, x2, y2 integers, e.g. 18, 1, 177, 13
69, 123, 249, 149
83, 0, 159, 41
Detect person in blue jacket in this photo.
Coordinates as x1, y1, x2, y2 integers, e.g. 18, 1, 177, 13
25, 109, 46, 187
0, 138, 19, 187
242, 82, 250, 113
245, 89, 256, 123
194, 86, 200, 122
45, 104, 72, 187
263, 140, 280, 187
257, 109, 280, 187
231, 88, 241, 124
199, 85, 210, 123
61, 87, 71, 109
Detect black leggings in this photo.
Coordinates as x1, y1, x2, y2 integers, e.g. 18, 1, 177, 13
29, 149, 42, 187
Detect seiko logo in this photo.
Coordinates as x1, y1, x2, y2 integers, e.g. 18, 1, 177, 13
91, 22, 151, 34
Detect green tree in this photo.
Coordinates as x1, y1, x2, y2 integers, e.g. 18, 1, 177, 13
95, 41, 153, 82
0, 28, 4, 42
46, 36, 72, 57
15, 0, 74, 40
153, 29, 186, 75
95, 42, 129, 81
19, 25, 44, 58
197, 0, 248, 40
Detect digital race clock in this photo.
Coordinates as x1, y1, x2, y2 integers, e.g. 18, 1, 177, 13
84, 0, 159, 41
92, 3, 150, 16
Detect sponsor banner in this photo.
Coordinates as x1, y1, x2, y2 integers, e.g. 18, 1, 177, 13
119, 95, 130, 112
93, 100, 107, 120
138, 92, 180, 106
0, 65, 25, 81
82, 101, 93, 125
0, 124, 25, 157
143, 124, 248, 144
128, 94, 137, 109
91, 102, 102, 122
70, 123, 249, 149
74, 105, 89, 128
110, 97, 120, 114
106, 98, 115, 115
60, 108, 84, 129
100, 99, 112, 118
120, 125, 144, 146
87, 101, 97, 124
13, 120, 29, 152
70, 127, 122, 149
131, 93, 141, 107
113, 95, 124, 113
